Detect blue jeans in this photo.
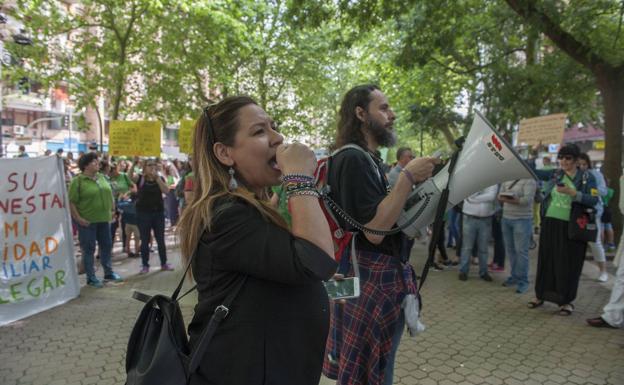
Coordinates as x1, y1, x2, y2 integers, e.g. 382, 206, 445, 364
492, 214, 505, 267
384, 310, 405, 385
77, 222, 113, 281
501, 217, 532, 288
447, 209, 460, 247
459, 215, 492, 276
137, 210, 168, 267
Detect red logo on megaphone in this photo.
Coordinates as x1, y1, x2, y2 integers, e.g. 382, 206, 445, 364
491, 135, 503, 151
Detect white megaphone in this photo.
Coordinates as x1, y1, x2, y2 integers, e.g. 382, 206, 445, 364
398, 111, 537, 238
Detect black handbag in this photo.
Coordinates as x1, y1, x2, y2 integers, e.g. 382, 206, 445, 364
567, 171, 598, 243
568, 202, 598, 242
125, 254, 247, 385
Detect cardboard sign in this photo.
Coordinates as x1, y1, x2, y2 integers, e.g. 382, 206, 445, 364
0, 157, 80, 325
109, 121, 161, 157
178, 120, 195, 155
517, 113, 567, 148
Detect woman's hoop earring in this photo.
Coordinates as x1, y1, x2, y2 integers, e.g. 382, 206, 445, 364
228, 167, 238, 191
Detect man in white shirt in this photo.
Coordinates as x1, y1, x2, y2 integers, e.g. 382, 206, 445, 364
459, 185, 498, 282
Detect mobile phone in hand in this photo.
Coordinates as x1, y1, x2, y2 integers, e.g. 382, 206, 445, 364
324, 277, 360, 300
556, 182, 565, 187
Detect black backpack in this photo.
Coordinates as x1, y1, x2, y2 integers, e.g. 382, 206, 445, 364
125, 255, 246, 385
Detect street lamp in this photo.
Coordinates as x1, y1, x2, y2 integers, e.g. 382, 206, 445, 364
0, 25, 33, 157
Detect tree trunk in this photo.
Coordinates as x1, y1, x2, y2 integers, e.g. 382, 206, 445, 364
596, 67, 624, 240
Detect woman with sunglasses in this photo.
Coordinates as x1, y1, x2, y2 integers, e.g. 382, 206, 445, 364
177, 97, 336, 385
528, 144, 599, 315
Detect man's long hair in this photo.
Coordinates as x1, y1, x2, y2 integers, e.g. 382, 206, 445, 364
334, 84, 380, 148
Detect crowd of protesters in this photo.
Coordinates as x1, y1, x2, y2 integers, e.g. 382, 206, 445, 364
46, 148, 194, 288
386, 144, 617, 316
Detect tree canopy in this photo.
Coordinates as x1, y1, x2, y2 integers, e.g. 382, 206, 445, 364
10, 1, 624, 227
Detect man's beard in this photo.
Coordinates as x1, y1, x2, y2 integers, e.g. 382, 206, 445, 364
368, 118, 397, 147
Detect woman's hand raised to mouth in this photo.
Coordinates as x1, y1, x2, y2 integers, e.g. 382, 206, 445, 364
276, 142, 317, 176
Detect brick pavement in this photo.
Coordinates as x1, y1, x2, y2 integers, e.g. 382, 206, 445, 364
2, 233, 623, 385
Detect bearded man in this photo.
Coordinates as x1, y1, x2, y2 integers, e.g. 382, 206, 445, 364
322, 84, 439, 385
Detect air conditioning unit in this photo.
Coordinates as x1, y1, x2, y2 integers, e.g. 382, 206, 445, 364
13, 125, 25, 135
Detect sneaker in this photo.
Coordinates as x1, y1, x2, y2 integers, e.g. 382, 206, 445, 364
490, 265, 505, 273
598, 272, 608, 283
161, 263, 175, 271
480, 273, 493, 282
104, 272, 123, 282
86, 277, 104, 288
606, 243, 616, 252
502, 277, 516, 287
139, 266, 150, 275
459, 272, 468, 281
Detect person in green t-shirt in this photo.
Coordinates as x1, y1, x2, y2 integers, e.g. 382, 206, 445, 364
529, 144, 600, 316
68, 152, 123, 288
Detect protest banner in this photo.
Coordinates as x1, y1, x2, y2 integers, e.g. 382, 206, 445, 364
109, 120, 162, 157
517, 113, 567, 148
178, 119, 195, 155
0, 157, 79, 326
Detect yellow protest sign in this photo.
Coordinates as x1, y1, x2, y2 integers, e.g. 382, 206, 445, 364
109, 121, 162, 157
179, 119, 195, 155
517, 113, 567, 148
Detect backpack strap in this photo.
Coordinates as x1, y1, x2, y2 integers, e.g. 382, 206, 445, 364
332, 144, 385, 190
188, 276, 247, 375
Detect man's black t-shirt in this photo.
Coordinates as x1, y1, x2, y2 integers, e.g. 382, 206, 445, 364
326, 147, 402, 257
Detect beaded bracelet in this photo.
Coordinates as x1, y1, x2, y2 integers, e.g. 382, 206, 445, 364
282, 173, 315, 183
286, 188, 320, 200
284, 181, 316, 191
285, 186, 318, 195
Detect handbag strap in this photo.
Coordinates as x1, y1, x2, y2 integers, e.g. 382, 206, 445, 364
188, 275, 248, 375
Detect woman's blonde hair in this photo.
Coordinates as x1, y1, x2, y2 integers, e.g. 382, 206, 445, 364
177, 96, 287, 276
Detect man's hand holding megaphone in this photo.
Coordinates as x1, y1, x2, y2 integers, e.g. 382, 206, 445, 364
401, 157, 442, 185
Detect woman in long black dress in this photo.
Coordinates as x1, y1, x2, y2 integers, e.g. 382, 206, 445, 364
529, 144, 599, 315
177, 96, 337, 385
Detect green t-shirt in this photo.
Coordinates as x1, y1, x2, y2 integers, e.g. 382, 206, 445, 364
69, 173, 114, 223
545, 175, 575, 221
110, 172, 133, 197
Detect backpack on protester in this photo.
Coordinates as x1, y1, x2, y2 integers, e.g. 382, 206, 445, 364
125, 252, 246, 385
312, 142, 461, 279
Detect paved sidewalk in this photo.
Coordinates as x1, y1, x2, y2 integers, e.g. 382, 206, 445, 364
1, 236, 623, 385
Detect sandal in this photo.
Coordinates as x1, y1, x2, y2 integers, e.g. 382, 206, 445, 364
527, 299, 544, 309
558, 304, 574, 316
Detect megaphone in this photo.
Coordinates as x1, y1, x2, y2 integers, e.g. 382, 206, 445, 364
398, 111, 537, 238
